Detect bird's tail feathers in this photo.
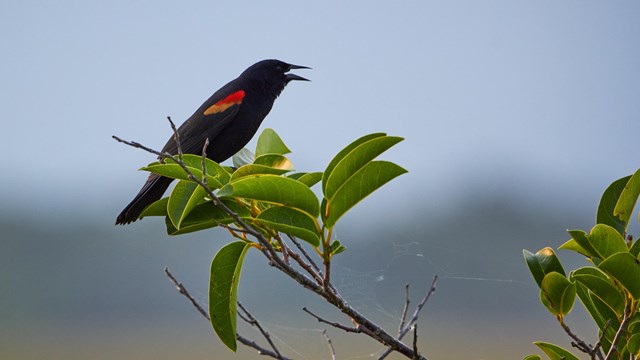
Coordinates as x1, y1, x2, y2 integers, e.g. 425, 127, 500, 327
115, 174, 172, 225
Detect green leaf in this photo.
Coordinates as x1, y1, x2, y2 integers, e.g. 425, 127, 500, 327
597, 175, 632, 236
588, 224, 629, 259
142, 154, 229, 188
255, 206, 320, 247
325, 161, 407, 228
566, 229, 599, 260
523, 248, 566, 288
209, 241, 251, 351
539, 272, 576, 318
166, 200, 252, 235
590, 291, 621, 334
255, 128, 291, 157
253, 154, 294, 170
320, 197, 328, 223
329, 240, 346, 255
139, 197, 169, 218
324, 136, 404, 200
533, 342, 580, 360
628, 314, 640, 335
229, 164, 291, 182
558, 239, 591, 257
218, 175, 320, 218
232, 148, 255, 168
598, 252, 640, 300
570, 267, 625, 314
522, 356, 542, 360
288, 172, 323, 187
627, 333, 640, 356
575, 282, 608, 332
167, 180, 207, 229
614, 169, 640, 233
322, 133, 386, 194
630, 240, 640, 257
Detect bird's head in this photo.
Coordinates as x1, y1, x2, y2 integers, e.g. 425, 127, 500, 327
241, 59, 310, 97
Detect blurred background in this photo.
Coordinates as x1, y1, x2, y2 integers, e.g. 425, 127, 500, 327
2, 1, 639, 359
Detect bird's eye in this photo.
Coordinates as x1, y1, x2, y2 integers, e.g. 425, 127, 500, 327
276, 66, 283, 71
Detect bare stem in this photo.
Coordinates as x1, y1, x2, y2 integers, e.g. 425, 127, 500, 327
238, 302, 283, 359
164, 267, 209, 321
237, 335, 291, 360
167, 116, 183, 161
378, 276, 437, 360
592, 320, 610, 360
559, 319, 594, 355
412, 324, 420, 360
605, 303, 632, 359
401, 276, 438, 338
399, 284, 410, 334
286, 248, 324, 285
164, 267, 289, 359
323, 329, 337, 360
288, 234, 321, 273
303, 307, 361, 333
201, 137, 209, 187
274, 234, 289, 265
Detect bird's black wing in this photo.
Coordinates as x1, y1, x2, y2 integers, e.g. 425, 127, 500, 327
161, 84, 246, 156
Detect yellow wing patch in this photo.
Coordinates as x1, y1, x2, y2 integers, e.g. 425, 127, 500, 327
204, 90, 245, 116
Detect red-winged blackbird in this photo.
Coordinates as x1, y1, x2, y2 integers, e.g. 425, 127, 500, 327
116, 59, 309, 225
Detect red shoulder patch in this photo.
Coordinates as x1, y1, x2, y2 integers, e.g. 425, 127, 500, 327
204, 90, 245, 116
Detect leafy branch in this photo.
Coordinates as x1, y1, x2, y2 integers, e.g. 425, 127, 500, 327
523, 169, 640, 360
114, 124, 437, 359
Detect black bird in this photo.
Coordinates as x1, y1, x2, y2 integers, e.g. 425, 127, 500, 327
116, 59, 309, 225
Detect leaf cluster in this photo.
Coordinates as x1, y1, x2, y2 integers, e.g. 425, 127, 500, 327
137, 128, 406, 351
524, 169, 640, 360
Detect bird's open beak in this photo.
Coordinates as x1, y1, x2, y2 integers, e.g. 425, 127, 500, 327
286, 64, 311, 82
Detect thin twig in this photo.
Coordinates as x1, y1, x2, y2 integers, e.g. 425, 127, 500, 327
592, 320, 610, 360
286, 235, 337, 292
237, 335, 291, 360
605, 303, 632, 359
274, 234, 289, 265
164, 267, 209, 321
164, 268, 288, 359
113, 135, 171, 159
201, 137, 209, 188
220, 223, 250, 234
238, 302, 283, 359
288, 235, 321, 273
237, 311, 251, 324
378, 276, 438, 360
560, 320, 593, 354
303, 307, 362, 333
412, 324, 419, 360
322, 329, 337, 360
286, 250, 323, 285
402, 276, 438, 337
399, 284, 410, 334
168, 116, 183, 160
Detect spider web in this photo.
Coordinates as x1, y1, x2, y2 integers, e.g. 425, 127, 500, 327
234, 238, 521, 360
